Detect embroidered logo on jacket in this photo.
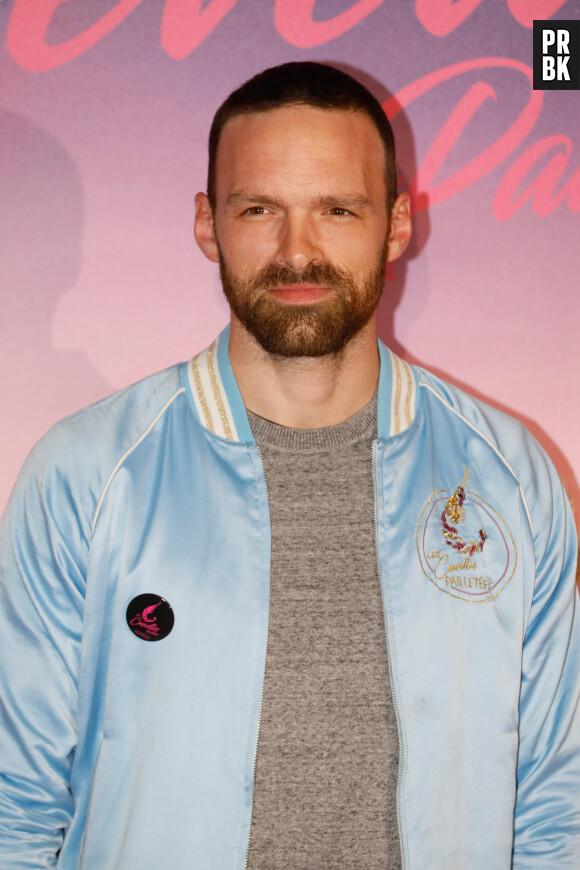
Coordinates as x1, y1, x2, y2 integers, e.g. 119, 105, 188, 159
416, 467, 517, 602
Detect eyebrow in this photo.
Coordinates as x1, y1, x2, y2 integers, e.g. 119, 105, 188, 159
227, 192, 282, 207
314, 194, 371, 209
226, 192, 371, 209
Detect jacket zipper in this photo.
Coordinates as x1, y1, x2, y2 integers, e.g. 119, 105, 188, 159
243, 691, 265, 870
372, 440, 408, 870
244, 445, 269, 870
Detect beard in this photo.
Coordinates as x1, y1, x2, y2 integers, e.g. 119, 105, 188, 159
217, 241, 388, 358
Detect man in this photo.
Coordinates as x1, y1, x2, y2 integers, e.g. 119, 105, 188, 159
0, 62, 578, 869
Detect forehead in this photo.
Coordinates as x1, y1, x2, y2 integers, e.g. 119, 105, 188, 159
214, 105, 387, 203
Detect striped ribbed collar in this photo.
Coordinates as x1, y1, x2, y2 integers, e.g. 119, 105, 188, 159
182, 325, 418, 443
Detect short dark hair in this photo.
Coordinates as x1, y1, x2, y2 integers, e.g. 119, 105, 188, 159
207, 62, 397, 212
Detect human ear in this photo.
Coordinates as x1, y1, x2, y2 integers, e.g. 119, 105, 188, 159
386, 193, 412, 262
194, 192, 219, 263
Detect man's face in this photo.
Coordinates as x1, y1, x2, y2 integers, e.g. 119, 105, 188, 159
200, 105, 392, 357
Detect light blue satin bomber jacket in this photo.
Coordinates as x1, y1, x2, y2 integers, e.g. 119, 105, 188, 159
0, 326, 579, 869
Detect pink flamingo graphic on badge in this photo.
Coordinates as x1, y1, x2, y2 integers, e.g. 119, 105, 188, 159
130, 600, 162, 636
140, 600, 162, 623
126, 594, 174, 641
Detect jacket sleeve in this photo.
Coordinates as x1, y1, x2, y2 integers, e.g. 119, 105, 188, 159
513, 447, 580, 867
0, 441, 88, 868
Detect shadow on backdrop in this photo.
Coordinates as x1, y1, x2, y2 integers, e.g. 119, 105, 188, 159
323, 64, 578, 517
0, 110, 112, 512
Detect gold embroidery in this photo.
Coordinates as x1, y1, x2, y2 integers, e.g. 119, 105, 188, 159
416, 485, 517, 604
191, 354, 215, 433
445, 576, 491, 591
207, 341, 233, 441
403, 359, 413, 427
392, 353, 402, 435
445, 467, 470, 526
465, 487, 518, 585
441, 468, 487, 556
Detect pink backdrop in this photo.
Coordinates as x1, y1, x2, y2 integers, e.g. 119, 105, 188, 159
1, 1, 579, 528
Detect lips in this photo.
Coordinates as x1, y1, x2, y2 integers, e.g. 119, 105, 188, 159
267, 283, 333, 304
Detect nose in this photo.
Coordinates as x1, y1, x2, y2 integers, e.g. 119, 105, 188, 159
275, 213, 322, 272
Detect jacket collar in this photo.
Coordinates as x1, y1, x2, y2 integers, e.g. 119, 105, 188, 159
184, 325, 418, 442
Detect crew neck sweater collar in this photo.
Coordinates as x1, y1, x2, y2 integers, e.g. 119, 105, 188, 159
247, 392, 377, 451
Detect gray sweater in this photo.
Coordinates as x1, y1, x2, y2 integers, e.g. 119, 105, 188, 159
246, 394, 401, 869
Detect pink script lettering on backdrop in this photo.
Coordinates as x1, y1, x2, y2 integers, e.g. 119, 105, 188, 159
385, 58, 542, 211
493, 136, 580, 221
386, 58, 580, 219
274, 0, 384, 48
162, 0, 240, 60
415, 0, 569, 36
6, 0, 242, 67
6, 0, 572, 70
6, 0, 144, 70
6, 2, 579, 219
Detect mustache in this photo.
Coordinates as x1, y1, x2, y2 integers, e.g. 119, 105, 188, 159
246, 261, 351, 292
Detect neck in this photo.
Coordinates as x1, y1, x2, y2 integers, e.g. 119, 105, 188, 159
228, 315, 380, 429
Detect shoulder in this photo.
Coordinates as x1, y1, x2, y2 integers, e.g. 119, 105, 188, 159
410, 363, 572, 550
413, 365, 532, 453
29, 363, 185, 466
3, 364, 189, 538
